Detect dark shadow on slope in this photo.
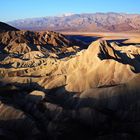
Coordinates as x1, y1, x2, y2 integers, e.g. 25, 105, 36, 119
98, 41, 140, 73
107, 39, 140, 46
0, 119, 41, 140
66, 35, 101, 48
1, 80, 140, 140
107, 39, 128, 44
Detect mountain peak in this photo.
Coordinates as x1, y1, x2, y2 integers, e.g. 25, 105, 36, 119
57, 13, 75, 17
8, 12, 140, 32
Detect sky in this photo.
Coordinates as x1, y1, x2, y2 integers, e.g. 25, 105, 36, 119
0, 0, 140, 22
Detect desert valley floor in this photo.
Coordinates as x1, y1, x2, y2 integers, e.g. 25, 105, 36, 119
1, 22, 140, 140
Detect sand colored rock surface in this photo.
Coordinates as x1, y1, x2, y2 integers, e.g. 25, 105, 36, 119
1, 26, 140, 139
1, 37, 140, 110
1, 39, 140, 93
50, 40, 139, 92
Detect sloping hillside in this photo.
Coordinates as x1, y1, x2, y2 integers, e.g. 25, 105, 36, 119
0, 22, 19, 32
1, 26, 140, 139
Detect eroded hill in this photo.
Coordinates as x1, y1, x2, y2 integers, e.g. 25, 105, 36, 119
1, 25, 140, 139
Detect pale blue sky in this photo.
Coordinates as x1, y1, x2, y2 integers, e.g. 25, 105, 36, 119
0, 0, 140, 22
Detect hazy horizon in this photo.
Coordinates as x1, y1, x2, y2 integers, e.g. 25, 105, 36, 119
0, 0, 140, 22
5, 12, 140, 22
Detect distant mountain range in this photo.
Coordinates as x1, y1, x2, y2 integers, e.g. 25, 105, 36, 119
8, 12, 140, 32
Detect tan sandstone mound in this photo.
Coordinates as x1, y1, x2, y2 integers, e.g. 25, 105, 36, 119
1, 31, 140, 140
50, 39, 139, 92
1, 39, 140, 94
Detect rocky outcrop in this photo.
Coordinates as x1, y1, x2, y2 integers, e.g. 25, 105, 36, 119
1, 27, 140, 139
0, 30, 72, 54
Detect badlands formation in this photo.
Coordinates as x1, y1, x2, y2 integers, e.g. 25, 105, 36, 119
0, 23, 140, 140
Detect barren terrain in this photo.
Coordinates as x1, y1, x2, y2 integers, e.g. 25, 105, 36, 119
1, 22, 140, 140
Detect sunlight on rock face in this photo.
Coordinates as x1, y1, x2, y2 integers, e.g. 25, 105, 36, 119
1, 22, 140, 140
